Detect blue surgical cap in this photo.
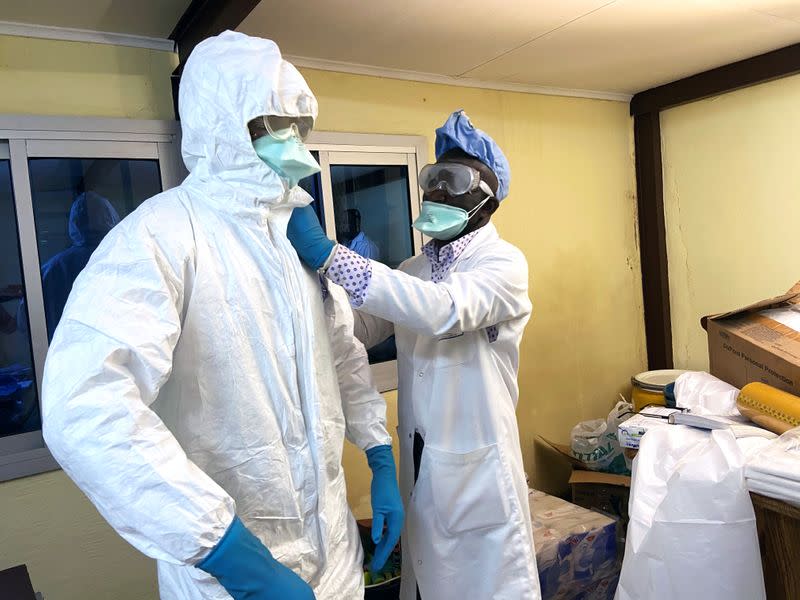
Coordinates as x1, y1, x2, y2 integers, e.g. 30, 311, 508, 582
434, 109, 511, 200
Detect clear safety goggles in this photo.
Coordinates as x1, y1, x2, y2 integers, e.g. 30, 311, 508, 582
250, 115, 314, 142
418, 162, 494, 198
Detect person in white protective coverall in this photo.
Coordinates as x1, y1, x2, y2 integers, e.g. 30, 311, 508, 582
41, 31, 403, 600
286, 110, 541, 600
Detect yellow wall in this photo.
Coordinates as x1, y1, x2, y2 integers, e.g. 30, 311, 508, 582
662, 74, 800, 370
0, 34, 644, 600
0, 35, 177, 118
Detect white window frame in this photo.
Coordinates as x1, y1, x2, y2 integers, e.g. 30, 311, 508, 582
0, 115, 185, 482
306, 131, 428, 393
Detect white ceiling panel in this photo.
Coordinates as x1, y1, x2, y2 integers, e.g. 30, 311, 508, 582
745, 0, 800, 23
239, 0, 613, 76
463, 0, 800, 93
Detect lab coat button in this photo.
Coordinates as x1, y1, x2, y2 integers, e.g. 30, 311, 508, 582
418, 371, 424, 378
418, 560, 423, 566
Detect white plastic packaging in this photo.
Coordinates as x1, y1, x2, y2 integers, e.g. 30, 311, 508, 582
673, 371, 740, 416
746, 426, 800, 507
571, 400, 633, 475
615, 427, 766, 600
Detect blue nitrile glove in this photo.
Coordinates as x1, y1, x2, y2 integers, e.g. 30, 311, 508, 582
286, 205, 336, 270
366, 444, 404, 573
198, 516, 315, 600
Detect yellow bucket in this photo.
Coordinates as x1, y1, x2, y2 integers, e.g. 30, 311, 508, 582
631, 370, 687, 412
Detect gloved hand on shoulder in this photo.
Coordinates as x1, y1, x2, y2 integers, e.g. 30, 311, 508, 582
286, 205, 336, 270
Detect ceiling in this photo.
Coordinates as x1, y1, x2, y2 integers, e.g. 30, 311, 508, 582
2, 0, 800, 97
240, 0, 800, 96
0, 0, 191, 38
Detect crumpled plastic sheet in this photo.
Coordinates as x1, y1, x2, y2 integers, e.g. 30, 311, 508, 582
615, 427, 766, 600
673, 371, 740, 416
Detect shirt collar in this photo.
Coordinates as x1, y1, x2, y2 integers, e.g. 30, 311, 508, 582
422, 229, 481, 267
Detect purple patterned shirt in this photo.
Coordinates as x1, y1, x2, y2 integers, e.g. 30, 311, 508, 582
326, 230, 499, 341
421, 231, 479, 282
421, 232, 499, 342
325, 245, 372, 307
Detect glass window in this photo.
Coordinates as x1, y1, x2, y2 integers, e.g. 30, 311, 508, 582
330, 164, 415, 364
0, 159, 39, 438
27, 158, 162, 341
330, 164, 414, 269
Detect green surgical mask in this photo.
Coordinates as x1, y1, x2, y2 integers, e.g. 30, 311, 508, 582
412, 198, 489, 240
253, 134, 320, 189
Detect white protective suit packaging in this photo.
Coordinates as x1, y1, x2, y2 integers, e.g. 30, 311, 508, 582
42, 31, 390, 600
615, 427, 767, 600
673, 371, 740, 417
746, 427, 800, 507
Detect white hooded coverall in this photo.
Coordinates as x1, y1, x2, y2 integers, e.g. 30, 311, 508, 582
42, 31, 388, 600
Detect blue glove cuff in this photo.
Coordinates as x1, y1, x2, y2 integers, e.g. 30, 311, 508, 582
366, 444, 396, 473
198, 516, 258, 575
197, 515, 314, 599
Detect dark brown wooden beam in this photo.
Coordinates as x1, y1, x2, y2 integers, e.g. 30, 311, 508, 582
634, 111, 673, 369
168, 0, 261, 118
631, 42, 800, 116
170, 0, 261, 64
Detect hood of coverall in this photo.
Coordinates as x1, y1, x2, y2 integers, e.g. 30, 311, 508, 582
68, 191, 121, 247
179, 31, 319, 207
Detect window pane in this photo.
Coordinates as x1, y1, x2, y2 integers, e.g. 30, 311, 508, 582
28, 158, 162, 341
330, 164, 414, 365
330, 164, 413, 269
0, 160, 39, 438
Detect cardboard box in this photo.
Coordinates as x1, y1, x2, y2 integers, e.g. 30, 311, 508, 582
539, 437, 631, 527
569, 470, 631, 529
702, 286, 800, 395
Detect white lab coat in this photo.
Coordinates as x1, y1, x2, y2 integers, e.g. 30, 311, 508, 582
354, 223, 541, 600
41, 32, 388, 600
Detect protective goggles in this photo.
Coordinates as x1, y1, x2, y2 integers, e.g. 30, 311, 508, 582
418, 162, 494, 198
250, 115, 314, 142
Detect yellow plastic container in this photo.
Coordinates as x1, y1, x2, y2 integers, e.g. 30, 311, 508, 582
737, 382, 800, 434
631, 370, 688, 412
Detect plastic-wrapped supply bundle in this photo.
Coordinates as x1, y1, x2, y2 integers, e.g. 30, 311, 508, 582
673, 371, 740, 416
530, 490, 619, 600
574, 574, 620, 600
746, 426, 800, 507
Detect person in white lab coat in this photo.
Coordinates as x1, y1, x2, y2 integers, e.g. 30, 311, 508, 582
287, 110, 540, 600
41, 31, 402, 600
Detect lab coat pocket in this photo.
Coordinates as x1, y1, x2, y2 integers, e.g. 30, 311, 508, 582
435, 332, 476, 367
426, 443, 510, 535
